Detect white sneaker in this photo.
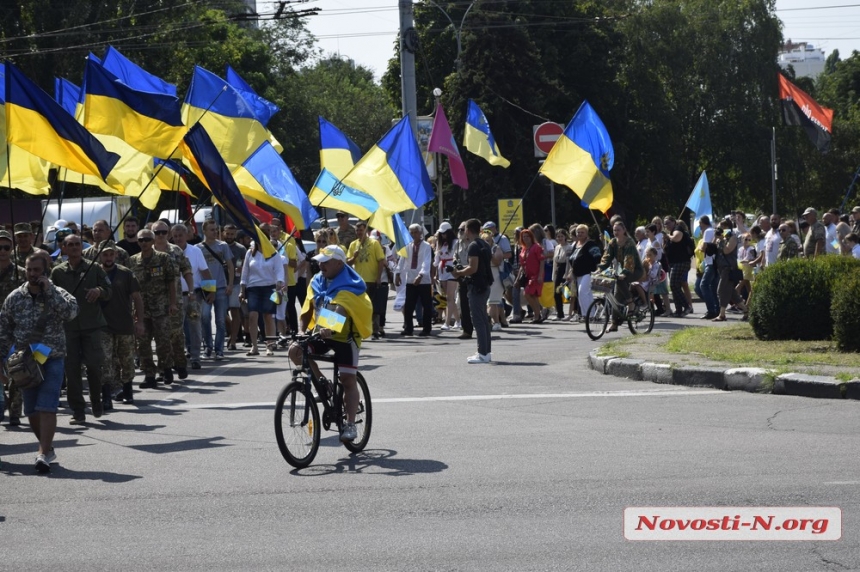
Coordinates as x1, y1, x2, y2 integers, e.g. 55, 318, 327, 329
440, 324, 451, 331
467, 353, 491, 364
340, 422, 357, 442
541, 308, 549, 320
491, 323, 502, 332
43, 449, 57, 464
454, 321, 462, 329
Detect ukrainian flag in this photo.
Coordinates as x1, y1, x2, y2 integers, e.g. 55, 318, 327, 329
4, 62, 120, 180
226, 65, 279, 127
369, 211, 413, 254
463, 99, 510, 168
54, 78, 81, 117
83, 58, 185, 159
539, 100, 614, 214
318, 116, 362, 179
308, 168, 379, 221
0, 66, 51, 195
153, 158, 193, 195
182, 66, 282, 167
182, 123, 276, 259
232, 141, 319, 229
102, 45, 177, 97
341, 116, 434, 213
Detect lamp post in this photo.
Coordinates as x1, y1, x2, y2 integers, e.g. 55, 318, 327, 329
423, 0, 480, 71
433, 87, 444, 224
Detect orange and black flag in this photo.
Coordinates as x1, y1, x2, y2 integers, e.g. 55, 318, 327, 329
778, 73, 834, 154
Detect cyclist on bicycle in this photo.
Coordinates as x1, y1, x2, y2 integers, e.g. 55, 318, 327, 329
289, 245, 372, 442
597, 221, 643, 332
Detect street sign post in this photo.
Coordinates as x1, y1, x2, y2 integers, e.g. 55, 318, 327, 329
533, 122, 564, 157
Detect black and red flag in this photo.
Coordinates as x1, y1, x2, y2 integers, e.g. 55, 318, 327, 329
778, 74, 834, 154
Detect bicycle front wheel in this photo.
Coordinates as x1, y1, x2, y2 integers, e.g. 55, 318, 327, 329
628, 302, 655, 335
585, 297, 610, 340
342, 372, 372, 453
274, 382, 320, 469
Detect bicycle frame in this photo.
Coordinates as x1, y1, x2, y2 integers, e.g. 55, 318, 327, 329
293, 338, 344, 434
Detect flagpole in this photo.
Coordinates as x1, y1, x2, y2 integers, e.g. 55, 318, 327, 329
771, 126, 777, 214
498, 172, 542, 239
6, 146, 18, 283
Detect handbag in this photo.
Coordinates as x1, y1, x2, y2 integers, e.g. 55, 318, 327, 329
6, 301, 50, 390
514, 270, 527, 289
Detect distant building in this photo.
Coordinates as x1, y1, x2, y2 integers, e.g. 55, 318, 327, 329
778, 40, 826, 79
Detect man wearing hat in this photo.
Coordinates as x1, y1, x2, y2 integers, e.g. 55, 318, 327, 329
290, 245, 372, 443
0, 229, 26, 425
335, 212, 357, 249
13, 222, 45, 268
802, 208, 826, 260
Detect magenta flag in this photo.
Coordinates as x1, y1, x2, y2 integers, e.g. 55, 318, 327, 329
427, 102, 469, 189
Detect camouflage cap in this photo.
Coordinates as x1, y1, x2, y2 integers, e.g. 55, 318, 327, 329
0, 230, 12, 241
14, 222, 32, 234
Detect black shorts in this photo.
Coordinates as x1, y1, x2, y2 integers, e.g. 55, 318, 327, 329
308, 338, 359, 375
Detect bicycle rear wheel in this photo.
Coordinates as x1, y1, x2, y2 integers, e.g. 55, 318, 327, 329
585, 297, 610, 340
274, 382, 320, 468
628, 302, 655, 335
342, 372, 372, 453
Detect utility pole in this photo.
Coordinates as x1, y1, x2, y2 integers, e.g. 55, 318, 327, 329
399, 0, 419, 136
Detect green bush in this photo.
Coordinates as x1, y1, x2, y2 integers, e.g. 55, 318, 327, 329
749, 257, 860, 341
832, 272, 860, 352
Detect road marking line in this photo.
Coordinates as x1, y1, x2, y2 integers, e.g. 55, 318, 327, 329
159, 388, 724, 409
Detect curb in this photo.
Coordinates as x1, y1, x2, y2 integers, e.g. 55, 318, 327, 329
587, 349, 859, 401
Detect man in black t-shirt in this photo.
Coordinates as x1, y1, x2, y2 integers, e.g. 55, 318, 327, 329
451, 219, 494, 364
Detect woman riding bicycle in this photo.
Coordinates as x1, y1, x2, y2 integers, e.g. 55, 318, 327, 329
288, 245, 372, 442
597, 221, 644, 332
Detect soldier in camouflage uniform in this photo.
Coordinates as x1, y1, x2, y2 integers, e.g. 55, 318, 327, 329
84, 219, 130, 267
0, 230, 26, 425
128, 229, 178, 388
0, 254, 78, 473
50, 234, 112, 425
98, 245, 144, 406
13, 222, 47, 268
153, 221, 193, 380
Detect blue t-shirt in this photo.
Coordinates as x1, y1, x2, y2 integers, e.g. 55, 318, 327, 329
197, 240, 232, 288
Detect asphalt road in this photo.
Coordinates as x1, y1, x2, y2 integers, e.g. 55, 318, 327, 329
3, 314, 859, 571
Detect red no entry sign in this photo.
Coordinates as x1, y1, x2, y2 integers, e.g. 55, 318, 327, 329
533, 122, 565, 157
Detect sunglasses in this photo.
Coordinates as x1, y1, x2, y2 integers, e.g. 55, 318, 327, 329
138, 237, 154, 243
154, 230, 169, 235
0, 245, 11, 251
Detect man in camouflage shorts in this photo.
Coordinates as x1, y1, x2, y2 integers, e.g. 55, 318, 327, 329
128, 229, 178, 389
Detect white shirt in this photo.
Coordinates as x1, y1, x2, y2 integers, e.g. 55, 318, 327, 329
240, 249, 285, 288
397, 240, 432, 284
826, 223, 839, 255
764, 229, 779, 267
702, 227, 716, 266
181, 242, 208, 291
637, 238, 649, 261
852, 244, 860, 259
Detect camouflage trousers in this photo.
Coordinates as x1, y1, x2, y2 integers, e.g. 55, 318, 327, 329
3, 377, 23, 419
138, 314, 173, 376
101, 332, 136, 390
170, 302, 187, 369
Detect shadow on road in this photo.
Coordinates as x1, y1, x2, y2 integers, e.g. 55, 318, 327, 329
128, 436, 230, 454
292, 448, 448, 477
0, 461, 142, 482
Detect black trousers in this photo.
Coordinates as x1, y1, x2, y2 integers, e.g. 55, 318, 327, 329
403, 283, 432, 334
458, 278, 472, 335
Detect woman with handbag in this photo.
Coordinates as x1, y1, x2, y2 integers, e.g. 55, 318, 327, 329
566, 224, 602, 322
517, 229, 545, 324
712, 219, 747, 322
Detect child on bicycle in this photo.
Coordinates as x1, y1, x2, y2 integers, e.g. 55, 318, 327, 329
631, 247, 660, 308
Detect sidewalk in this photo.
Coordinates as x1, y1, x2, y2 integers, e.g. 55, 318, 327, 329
587, 313, 860, 402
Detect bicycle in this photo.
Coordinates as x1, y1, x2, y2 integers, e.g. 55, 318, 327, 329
584, 272, 655, 340
274, 334, 372, 468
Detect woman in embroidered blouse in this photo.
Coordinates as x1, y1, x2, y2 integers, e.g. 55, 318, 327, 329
435, 222, 459, 330
519, 229, 545, 324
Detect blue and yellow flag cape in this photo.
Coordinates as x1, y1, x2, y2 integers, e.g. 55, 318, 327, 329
539, 100, 614, 214
302, 263, 372, 341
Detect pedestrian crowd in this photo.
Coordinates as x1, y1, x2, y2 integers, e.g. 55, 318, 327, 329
3, 204, 860, 472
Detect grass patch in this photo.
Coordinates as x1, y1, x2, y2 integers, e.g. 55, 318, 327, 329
665, 324, 860, 368
596, 339, 631, 358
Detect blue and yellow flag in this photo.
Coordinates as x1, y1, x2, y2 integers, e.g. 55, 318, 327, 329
309, 168, 379, 221
463, 99, 510, 168
0, 65, 51, 195
54, 78, 81, 117
232, 141, 319, 229
369, 211, 413, 254
318, 117, 362, 179
225, 65, 279, 127
102, 46, 177, 97
153, 158, 193, 194
181, 123, 276, 259
83, 58, 185, 159
341, 116, 434, 213
182, 66, 282, 166
539, 100, 614, 214
4, 62, 120, 180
